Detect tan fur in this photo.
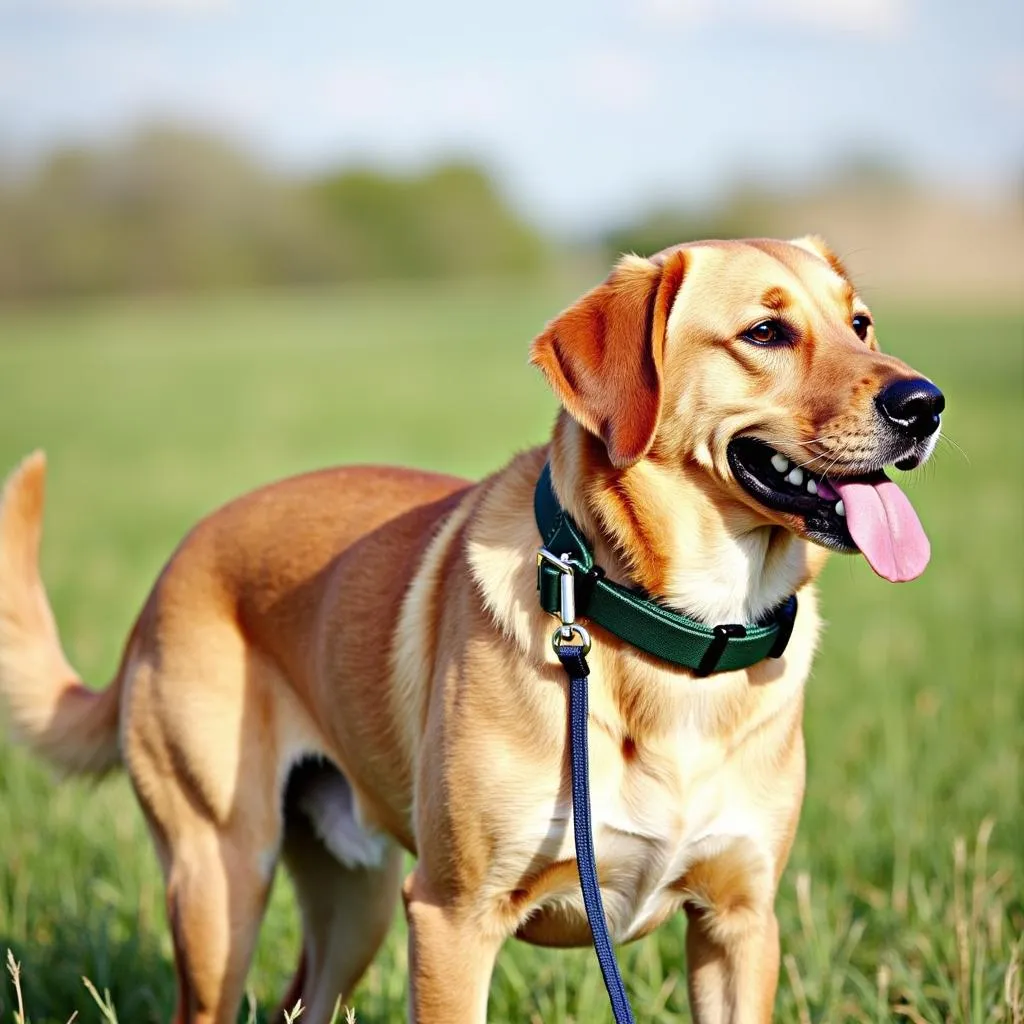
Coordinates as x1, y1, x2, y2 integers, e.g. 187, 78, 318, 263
0, 239, 936, 1023
0, 452, 123, 773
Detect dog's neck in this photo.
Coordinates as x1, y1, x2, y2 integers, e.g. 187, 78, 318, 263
548, 415, 818, 625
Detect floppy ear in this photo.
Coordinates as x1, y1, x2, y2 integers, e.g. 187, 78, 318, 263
529, 250, 687, 469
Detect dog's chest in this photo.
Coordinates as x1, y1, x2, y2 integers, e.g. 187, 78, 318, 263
512, 718, 773, 945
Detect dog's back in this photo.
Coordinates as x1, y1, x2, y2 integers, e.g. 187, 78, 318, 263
0, 454, 468, 783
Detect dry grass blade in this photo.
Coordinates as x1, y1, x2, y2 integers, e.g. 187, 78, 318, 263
326, 996, 358, 1023
894, 1003, 931, 1024
6, 949, 26, 1024
795, 871, 816, 945
1006, 938, 1023, 1024
953, 835, 970, 1022
283, 998, 305, 1023
783, 953, 812, 1024
244, 988, 258, 1024
81, 977, 119, 1024
877, 963, 891, 1018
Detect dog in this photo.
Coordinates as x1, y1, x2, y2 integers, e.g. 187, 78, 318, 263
0, 237, 943, 1023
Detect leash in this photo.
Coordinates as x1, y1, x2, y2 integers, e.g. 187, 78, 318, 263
556, 634, 636, 1023
535, 462, 797, 1023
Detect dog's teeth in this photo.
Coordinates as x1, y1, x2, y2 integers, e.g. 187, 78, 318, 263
771, 453, 789, 473
786, 467, 804, 485
835, 500, 846, 517
806, 479, 818, 495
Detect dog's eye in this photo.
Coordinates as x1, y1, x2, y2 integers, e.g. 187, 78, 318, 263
852, 314, 872, 340
742, 320, 786, 346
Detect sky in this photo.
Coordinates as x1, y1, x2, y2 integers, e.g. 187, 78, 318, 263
0, 0, 1021, 230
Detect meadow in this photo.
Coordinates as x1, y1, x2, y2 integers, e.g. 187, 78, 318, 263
0, 280, 1020, 1023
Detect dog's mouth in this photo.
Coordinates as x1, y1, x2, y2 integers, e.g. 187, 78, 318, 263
726, 437, 931, 582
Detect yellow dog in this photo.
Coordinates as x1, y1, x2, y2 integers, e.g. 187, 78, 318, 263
0, 237, 942, 1023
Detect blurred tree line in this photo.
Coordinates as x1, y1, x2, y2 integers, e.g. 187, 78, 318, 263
603, 157, 919, 257
1, 126, 1017, 299
603, 158, 1024, 302
0, 125, 547, 297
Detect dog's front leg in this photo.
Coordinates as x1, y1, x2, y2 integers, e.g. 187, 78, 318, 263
684, 903, 780, 1024
402, 867, 503, 1023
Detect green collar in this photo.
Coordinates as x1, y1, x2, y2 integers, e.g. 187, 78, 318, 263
534, 462, 797, 675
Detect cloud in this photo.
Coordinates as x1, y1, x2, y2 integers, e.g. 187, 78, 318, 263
637, 0, 907, 39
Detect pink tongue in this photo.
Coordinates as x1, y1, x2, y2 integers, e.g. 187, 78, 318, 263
831, 477, 930, 582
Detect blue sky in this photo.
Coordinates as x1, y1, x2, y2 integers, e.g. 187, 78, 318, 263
0, 0, 1021, 229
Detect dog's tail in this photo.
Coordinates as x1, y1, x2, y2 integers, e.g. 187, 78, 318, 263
0, 452, 122, 775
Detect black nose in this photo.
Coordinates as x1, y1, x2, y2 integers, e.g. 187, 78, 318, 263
875, 379, 945, 439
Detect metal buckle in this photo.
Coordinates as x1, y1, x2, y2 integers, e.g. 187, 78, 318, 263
537, 547, 592, 654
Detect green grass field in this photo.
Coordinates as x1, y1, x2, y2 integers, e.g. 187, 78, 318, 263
0, 281, 1021, 1023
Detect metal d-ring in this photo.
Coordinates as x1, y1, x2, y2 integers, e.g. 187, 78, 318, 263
552, 622, 592, 655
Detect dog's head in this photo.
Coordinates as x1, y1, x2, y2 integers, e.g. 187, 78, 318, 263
530, 238, 943, 583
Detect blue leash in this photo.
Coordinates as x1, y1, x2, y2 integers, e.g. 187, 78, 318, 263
556, 642, 637, 1024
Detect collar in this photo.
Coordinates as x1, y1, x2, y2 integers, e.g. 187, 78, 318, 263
534, 461, 797, 676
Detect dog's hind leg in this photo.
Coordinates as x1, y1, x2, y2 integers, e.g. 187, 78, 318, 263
122, 637, 300, 1024
159, 818, 277, 1024
274, 767, 404, 1023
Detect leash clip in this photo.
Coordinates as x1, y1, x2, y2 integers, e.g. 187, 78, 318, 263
537, 547, 592, 654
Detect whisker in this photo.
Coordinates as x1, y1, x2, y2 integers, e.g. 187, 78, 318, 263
767, 434, 849, 470
937, 433, 970, 465
795, 449, 839, 467
793, 443, 855, 472
771, 434, 844, 448
818, 437, 859, 478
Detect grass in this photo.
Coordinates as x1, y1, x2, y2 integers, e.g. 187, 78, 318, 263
0, 280, 1021, 1023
